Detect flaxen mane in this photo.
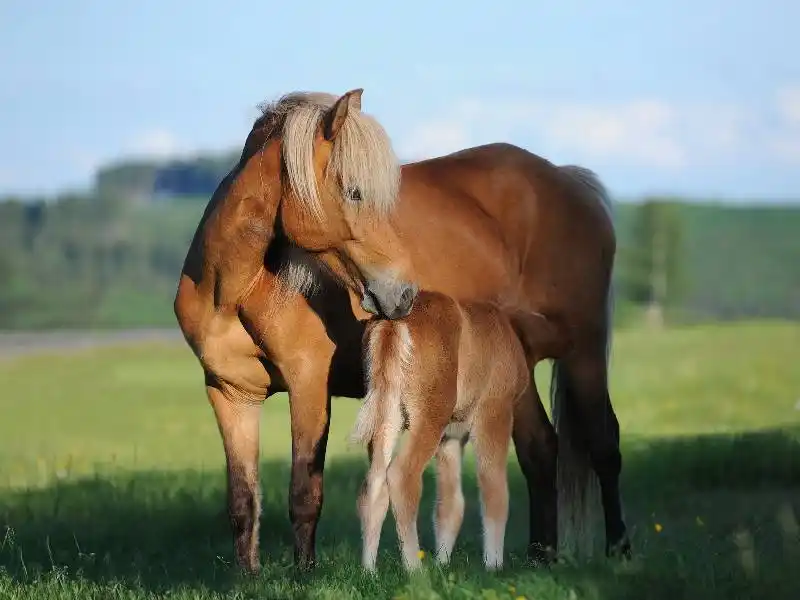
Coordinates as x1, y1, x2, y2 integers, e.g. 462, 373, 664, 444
257, 91, 401, 220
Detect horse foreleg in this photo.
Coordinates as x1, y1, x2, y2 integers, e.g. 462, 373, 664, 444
287, 372, 332, 570
511, 380, 558, 565
207, 377, 264, 574
433, 436, 465, 565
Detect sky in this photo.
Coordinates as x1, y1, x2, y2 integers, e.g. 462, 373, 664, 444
1, 0, 799, 202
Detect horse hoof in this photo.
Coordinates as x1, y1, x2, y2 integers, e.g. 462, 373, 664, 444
606, 536, 632, 561
527, 543, 556, 567
236, 559, 261, 576
294, 554, 317, 572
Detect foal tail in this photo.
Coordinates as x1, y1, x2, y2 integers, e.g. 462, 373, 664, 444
551, 165, 615, 561
350, 320, 413, 446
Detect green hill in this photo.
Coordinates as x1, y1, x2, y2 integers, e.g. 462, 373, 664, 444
0, 191, 797, 330
614, 202, 800, 321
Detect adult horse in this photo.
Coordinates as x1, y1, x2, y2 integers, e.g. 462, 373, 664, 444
174, 88, 630, 574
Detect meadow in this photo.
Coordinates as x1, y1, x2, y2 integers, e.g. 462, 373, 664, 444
0, 321, 799, 599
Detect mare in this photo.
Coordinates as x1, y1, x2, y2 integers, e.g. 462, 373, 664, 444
351, 291, 530, 572
174, 87, 630, 574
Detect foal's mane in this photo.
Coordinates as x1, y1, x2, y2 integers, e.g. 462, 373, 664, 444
256, 91, 401, 220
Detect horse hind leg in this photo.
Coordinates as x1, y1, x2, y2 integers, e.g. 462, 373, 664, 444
554, 339, 631, 560
387, 419, 450, 571
511, 380, 558, 565
472, 397, 514, 571
432, 435, 466, 565
357, 414, 404, 572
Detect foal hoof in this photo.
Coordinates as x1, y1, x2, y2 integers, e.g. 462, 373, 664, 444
527, 543, 557, 567
606, 536, 632, 561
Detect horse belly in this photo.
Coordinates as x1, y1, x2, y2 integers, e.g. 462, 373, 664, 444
328, 339, 366, 399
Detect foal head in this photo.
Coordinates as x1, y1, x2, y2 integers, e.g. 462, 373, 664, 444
256, 89, 417, 319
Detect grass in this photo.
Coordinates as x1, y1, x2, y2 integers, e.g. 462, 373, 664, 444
0, 321, 799, 599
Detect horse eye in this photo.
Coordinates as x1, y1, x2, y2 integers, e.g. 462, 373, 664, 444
348, 187, 362, 202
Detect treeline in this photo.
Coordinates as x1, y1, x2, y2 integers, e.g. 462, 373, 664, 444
94, 151, 240, 201
0, 193, 200, 329
0, 163, 798, 330
95, 151, 420, 201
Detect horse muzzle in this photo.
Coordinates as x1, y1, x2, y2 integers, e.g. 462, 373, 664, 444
360, 278, 418, 320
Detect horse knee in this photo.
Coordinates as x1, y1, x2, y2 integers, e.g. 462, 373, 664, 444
514, 423, 557, 483
229, 477, 259, 537
288, 462, 323, 526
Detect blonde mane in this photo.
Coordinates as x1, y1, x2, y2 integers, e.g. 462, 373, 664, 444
257, 91, 401, 220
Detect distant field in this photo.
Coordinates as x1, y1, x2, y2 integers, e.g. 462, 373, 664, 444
1, 322, 799, 599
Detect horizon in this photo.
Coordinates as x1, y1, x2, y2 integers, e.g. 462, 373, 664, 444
2, 0, 799, 204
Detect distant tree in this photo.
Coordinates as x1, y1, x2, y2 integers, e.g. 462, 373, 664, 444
621, 197, 686, 327
94, 160, 160, 201
22, 200, 46, 252
94, 151, 239, 203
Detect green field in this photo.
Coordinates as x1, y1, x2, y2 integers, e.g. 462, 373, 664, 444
1, 322, 799, 599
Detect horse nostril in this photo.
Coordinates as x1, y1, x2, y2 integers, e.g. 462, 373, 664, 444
401, 285, 417, 306
360, 290, 380, 316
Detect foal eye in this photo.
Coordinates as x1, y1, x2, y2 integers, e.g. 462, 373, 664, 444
348, 187, 362, 202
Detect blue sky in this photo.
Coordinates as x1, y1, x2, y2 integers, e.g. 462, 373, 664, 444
1, 0, 798, 201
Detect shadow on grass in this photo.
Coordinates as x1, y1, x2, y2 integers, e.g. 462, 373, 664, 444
0, 427, 798, 598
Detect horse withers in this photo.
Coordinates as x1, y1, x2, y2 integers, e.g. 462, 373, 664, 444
351, 291, 530, 572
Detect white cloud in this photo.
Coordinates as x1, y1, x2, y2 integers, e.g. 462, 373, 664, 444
397, 89, 800, 170
768, 85, 800, 164
532, 100, 686, 168
400, 120, 473, 161
58, 129, 188, 190
128, 128, 185, 159
776, 86, 800, 126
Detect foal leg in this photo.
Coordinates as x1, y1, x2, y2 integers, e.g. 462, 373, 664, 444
207, 377, 264, 574
472, 399, 514, 571
433, 436, 466, 564
511, 380, 558, 564
357, 418, 404, 572
387, 423, 449, 571
561, 341, 630, 558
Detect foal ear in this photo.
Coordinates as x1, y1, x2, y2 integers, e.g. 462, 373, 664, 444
323, 88, 364, 141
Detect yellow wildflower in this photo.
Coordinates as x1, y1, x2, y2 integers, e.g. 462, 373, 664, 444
655, 523, 663, 533
417, 550, 425, 560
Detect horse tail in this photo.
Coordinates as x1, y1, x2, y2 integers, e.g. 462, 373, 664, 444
550, 164, 615, 561
349, 320, 412, 447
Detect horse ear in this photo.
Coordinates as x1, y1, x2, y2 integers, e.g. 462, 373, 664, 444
323, 88, 364, 141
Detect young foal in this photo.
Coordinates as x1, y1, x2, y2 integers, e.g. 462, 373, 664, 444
350, 291, 530, 571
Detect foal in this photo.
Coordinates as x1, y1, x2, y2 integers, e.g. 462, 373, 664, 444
350, 291, 530, 572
